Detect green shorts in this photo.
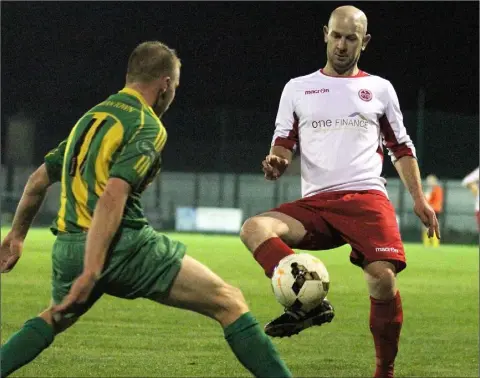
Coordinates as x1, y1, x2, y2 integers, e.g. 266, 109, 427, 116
51, 225, 186, 316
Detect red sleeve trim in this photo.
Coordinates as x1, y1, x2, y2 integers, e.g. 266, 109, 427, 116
274, 137, 296, 150
391, 144, 415, 159
274, 112, 299, 151
379, 114, 413, 159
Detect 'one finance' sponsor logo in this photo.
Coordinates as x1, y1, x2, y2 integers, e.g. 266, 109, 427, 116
311, 113, 372, 131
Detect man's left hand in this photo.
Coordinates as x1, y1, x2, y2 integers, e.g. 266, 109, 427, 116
414, 199, 440, 239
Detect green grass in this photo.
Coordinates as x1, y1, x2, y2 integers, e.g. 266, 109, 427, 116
1, 228, 478, 377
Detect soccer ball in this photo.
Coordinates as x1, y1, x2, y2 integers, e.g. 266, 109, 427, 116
271, 253, 330, 313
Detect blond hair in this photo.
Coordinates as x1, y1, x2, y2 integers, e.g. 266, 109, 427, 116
126, 41, 181, 84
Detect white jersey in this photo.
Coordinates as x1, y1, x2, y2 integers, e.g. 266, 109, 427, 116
272, 69, 416, 198
462, 167, 479, 211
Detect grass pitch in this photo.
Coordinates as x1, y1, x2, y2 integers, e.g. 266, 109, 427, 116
1, 228, 478, 377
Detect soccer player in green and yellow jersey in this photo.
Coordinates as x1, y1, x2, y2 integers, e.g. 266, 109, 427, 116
0, 41, 292, 378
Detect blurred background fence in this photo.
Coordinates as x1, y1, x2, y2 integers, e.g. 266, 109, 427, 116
1, 165, 478, 245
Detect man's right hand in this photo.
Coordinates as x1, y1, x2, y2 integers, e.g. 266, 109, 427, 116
262, 154, 289, 180
0, 232, 24, 273
52, 270, 99, 316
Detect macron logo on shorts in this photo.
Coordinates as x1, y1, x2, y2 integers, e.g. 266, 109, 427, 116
375, 247, 399, 253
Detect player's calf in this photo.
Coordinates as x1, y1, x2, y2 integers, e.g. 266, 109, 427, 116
214, 285, 293, 377
0, 305, 79, 377
159, 255, 293, 377
364, 261, 403, 378
210, 283, 250, 327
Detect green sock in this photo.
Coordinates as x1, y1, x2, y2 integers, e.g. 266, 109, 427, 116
224, 312, 292, 378
1, 317, 55, 377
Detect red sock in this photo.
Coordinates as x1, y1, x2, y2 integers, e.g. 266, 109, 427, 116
370, 291, 403, 378
253, 237, 295, 278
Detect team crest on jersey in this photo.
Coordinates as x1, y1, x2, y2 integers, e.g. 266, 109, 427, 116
358, 89, 373, 102
136, 140, 157, 162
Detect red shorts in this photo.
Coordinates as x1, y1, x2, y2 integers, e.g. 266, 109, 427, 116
270, 190, 406, 273
476, 211, 480, 231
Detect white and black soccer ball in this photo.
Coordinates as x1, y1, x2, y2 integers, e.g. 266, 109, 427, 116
271, 253, 330, 313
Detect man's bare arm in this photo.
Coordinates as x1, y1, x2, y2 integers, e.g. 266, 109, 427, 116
83, 178, 130, 278
394, 155, 440, 238
393, 156, 424, 202
10, 164, 54, 240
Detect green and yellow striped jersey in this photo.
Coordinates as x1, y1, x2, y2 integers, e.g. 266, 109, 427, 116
44, 88, 167, 234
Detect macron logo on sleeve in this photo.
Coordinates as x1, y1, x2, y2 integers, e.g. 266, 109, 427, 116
305, 88, 330, 95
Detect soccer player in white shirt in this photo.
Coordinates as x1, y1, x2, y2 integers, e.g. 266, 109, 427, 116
240, 5, 440, 378
461, 167, 479, 230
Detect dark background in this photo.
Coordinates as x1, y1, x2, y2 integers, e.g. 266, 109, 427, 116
2, 1, 478, 177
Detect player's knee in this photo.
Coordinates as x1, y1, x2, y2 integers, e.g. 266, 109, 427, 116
365, 263, 396, 300
212, 283, 249, 326
240, 215, 279, 251
240, 216, 262, 241
379, 268, 396, 290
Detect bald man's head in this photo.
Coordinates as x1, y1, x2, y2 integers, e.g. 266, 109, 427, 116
328, 6, 368, 36
323, 6, 371, 75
